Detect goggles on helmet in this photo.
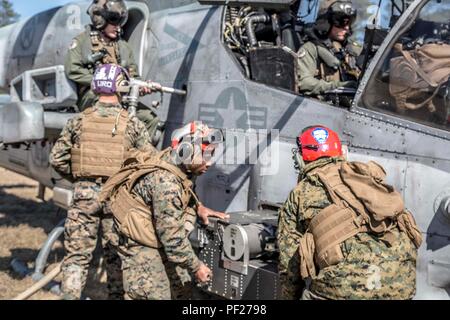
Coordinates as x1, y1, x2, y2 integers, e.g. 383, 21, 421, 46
172, 122, 223, 152
331, 13, 356, 28
101, 9, 128, 26
328, 1, 357, 28
171, 121, 224, 166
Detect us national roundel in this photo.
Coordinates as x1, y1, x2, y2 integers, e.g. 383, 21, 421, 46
312, 128, 329, 144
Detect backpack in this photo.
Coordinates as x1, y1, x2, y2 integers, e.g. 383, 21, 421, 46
389, 42, 450, 113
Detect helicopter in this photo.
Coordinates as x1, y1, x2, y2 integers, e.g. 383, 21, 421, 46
0, 0, 449, 300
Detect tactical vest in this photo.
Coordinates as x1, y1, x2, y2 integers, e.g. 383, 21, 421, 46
298, 161, 422, 279
101, 149, 198, 248
90, 31, 120, 65
71, 107, 130, 178
317, 40, 360, 82
317, 43, 341, 82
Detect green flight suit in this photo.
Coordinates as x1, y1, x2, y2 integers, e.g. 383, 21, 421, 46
296, 41, 359, 97
65, 25, 160, 143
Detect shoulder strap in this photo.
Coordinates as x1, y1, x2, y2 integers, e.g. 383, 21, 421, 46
90, 31, 101, 53
125, 167, 159, 192
82, 107, 94, 115
312, 163, 368, 219
309, 163, 343, 204
101, 149, 199, 206
142, 158, 199, 204
99, 165, 139, 202
316, 45, 341, 69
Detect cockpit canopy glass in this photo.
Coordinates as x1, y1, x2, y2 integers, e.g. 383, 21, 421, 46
360, 0, 450, 132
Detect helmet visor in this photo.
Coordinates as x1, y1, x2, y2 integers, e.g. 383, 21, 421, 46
101, 10, 128, 26
331, 11, 356, 28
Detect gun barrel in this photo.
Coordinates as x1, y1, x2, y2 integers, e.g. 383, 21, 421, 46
130, 79, 186, 96
161, 87, 187, 95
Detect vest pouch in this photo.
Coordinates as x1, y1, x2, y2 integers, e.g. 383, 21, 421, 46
124, 207, 162, 248
298, 232, 316, 279
310, 203, 362, 269
316, 244, 344, 270
389, 55, 422, 93
111, 186, 162, 249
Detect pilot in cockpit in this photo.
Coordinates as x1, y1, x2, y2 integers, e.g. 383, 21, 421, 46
296, 1, 361, 106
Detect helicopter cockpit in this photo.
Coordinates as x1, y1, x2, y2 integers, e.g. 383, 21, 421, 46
198, 0, 397, 100
200, 0, 450, 131
361, 0, 450, 132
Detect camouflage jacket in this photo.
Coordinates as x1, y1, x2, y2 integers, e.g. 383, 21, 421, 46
119, 153, 202, 274
277, 157, 417, 300
297, 40, 359, 96
65, 26, 140, 110
49, 101, 153, 177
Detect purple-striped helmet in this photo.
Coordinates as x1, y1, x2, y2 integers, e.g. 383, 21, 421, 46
91, 64, 129, 94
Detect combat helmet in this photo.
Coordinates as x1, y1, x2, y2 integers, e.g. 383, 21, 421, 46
313, 0, 357, 39
87, 0, 129, 30
171, 121, 223, 168
91, 64, 130, 95
297, 125, 343, 162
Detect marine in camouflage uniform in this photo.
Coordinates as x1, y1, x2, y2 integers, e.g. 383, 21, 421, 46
297, 1, 361, 98
101, 121, 225, 300
117, 153, 201, 300
50, 64, 156, 300
277, 126, 420, 300
65, 0, 160, 142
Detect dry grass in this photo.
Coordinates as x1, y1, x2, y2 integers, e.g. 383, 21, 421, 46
0, 168, 107, 300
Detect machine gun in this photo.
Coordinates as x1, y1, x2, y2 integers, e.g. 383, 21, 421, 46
190, 212, 280, 299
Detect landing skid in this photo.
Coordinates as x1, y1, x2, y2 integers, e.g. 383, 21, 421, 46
10, 219, 65, 297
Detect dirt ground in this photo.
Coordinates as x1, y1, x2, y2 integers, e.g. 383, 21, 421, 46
0, 168, 107, 300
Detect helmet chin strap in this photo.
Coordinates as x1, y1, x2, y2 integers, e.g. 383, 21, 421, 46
292, 148, 306, 175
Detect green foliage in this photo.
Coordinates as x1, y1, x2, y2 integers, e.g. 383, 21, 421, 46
0, 0, 20, 27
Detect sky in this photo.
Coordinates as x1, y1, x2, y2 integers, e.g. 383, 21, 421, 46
12, 0, 391, 29
12, 0, 81, 20
9, 0, 396, 46
13, 0, 393, 20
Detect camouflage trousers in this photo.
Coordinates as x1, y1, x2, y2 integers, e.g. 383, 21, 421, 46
61, 180, 123, 300
118, 244, 193, 300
